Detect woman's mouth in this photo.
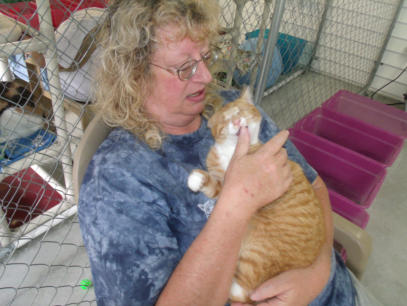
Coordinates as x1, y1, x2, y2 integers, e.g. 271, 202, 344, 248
187, 89, 205, 102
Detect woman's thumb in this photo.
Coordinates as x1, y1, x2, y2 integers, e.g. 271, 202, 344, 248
233, 126, 250, 158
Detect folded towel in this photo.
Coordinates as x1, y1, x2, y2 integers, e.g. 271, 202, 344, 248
0, 129, 56, 171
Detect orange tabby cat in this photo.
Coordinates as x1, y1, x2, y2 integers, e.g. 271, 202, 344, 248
187, 88, 325, 304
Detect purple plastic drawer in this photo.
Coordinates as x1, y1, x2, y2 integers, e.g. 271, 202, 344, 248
289, 129, 386, 208
322, 90, 407, 139
293, 107, 403, 166
329, 190, 369, 229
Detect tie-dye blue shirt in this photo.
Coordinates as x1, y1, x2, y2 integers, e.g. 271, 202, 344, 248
78, 90, 355, 305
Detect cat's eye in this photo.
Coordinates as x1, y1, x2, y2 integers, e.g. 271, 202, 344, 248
151, 50, 218, 81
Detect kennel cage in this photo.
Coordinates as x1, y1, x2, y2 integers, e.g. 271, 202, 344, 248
0, 0, 402, 304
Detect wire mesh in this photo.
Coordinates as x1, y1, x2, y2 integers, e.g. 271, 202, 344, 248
0, 1, 104, 304
260, 0, 400, 130
0, 0, 402, 305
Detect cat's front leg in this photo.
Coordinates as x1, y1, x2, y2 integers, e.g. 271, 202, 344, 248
188, 169, 208, 192
188, 169, 221, 198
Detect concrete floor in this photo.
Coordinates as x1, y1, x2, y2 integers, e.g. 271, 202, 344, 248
0, 72, 406, 305
362, 141, 407, 306
0, 216, 96, 305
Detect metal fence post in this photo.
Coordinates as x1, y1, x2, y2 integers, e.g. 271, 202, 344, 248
254, 0, 286, 105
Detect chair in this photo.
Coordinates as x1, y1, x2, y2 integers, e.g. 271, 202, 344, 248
73, 112, 111, 203
73, 113, 372, 279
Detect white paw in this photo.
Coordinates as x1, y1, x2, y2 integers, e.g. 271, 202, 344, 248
229, 279, 248, 302
240, 117, 247, 127
188, 171, 205, 192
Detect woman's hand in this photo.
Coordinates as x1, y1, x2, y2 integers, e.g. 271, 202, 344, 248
221, 128, 293, 217
231, 174, 334, 306
231, 250, 331, 306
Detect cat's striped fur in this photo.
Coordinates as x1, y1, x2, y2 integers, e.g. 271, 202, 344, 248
187, 88, 325, 304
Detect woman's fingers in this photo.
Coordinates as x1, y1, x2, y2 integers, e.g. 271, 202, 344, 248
258, 130, 289, 156
223, 129, 293, 215
233, 126, 251, 159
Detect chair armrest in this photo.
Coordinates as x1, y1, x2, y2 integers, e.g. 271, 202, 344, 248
333, 212, 372, 279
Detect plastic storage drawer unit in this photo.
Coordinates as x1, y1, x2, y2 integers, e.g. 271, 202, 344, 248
329, 190, 370, 229
289, 129, 386, 208
322, 90, 407, 139
293, 107, 403, 166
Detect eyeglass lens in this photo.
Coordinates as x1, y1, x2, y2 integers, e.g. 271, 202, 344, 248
177, 51, 215, 80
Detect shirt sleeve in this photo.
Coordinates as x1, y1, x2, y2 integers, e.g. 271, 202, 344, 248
78, 154, 181, 306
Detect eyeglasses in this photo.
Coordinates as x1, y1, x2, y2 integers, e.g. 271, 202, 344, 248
150, 50, 218, 81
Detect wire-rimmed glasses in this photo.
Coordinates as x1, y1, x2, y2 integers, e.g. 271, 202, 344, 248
150, 49, 218, 81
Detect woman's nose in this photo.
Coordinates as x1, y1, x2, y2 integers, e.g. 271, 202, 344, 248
192, 61, 213, 83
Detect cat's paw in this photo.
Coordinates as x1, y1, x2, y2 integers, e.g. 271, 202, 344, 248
229, 279, 250, 303
188, 170, 206, 192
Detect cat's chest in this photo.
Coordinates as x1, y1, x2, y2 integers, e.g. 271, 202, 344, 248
214, 140, 237, 171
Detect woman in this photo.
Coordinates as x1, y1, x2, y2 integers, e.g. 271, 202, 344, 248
78, 1, 380, 305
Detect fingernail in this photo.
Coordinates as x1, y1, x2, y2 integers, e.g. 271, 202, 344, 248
250, 292, 260, 301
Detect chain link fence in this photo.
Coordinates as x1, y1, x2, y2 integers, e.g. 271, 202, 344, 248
258, 0, 401, 129
0, 0, 401, 305
0, 1, 105, 304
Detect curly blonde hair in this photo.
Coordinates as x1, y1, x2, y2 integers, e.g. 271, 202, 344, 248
93, 0, 222, 149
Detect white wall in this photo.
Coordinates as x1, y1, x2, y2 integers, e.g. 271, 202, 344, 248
310, 0, 398, 87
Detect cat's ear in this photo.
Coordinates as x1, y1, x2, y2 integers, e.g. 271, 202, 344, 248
240, 87, 254, 104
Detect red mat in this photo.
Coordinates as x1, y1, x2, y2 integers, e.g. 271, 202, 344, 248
0, 0, 106, 30
0, 167, 63, 229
